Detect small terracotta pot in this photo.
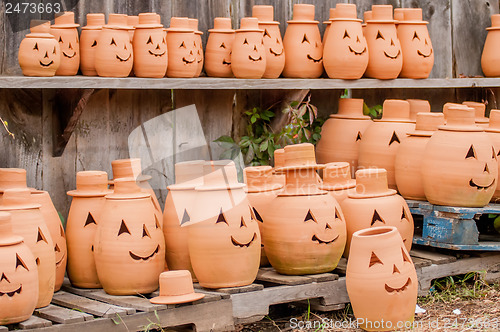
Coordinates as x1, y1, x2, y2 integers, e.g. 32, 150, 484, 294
395, 112, 445, 200
407, 99, 430, 122
486, 109, 500, 202
188, 19, 204, 77
481, 15, 500, 77
319, 162, 356, 203
364, 5, 402, 79
166, 17, 198, 78
66, 171, 110, 288
132, 13, 167, 78
322, 8, 335, 45
323, 3, 368, 79
231, 17, 266, 79
205, 18, 234, 77
0, 212, 38, 325
80, 14, 105, 76
283, 4, 323, 78
463, 101, 489, 128
150, 270, 204, 304
18, 20, 60, 77
51, 12, 80, 76
252, 5, 285, 78
346, 226, 418, 331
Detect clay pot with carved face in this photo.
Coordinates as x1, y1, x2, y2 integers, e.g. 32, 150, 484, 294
166, 17, 198, 78
322, 8, 335, 45
205, 18, 235, 77
231, 17, 266, 79
188, 19, 204, 77
486, 110, 500, 202
80, 14, 105, 76
132, 13, 167, 78
50, 12, 80, 76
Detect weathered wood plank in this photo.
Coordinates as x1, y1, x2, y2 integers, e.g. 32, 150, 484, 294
17, 315, 53, 330
303, 272, 339, 282
410, 248, 457, 264
257, 268, 314, 285
35, 304, 93, 324
84, 289, 166, 312
334, 257, 347, 275
52, 291, 135, 317
194, 283, 264, 294
352, 0, 401, 21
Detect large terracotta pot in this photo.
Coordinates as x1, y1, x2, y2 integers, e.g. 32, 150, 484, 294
346, 226, 418, 331
319, 162, 356, 204
80, 14, 105, 76
364, 5, 402, 79
463, 101, 489, 128
163, 161, 204, 278
358, 99, 415, 189
188, 19, 204, 77
95, 14, 133, 77
166, 17, 197, 78
407, 99, 430, 122
397, 8, 434, 79
262, 144, 346, 275
282, 4, 323, 78
486, 109, 500, 202
316, 98, 372, 173
132, 13, 167, 78
422, 106, 498, 207
51, 12, 80, 76
94, 178, 165, 295
0, 189, 55, 308
205, 18, 234, 78
395, 113, 445, 200
481, 14, 500, 77
323, 3, 368, 79
322, 8, 335, 45
231, 17, 266, 79
341, 168, 413, 258
186, 161, 260, 288
244, 166, 283, 266
18, 20, 60, 77
66, 171, 110, 288
252, 5, 285, 78
0, 212, 38, 325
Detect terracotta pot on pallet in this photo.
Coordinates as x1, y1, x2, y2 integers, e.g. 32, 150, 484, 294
80, 14, 105, 76
188, 19, 204, 77
231, 17, 266, 79
166, 17, 197, 78
205, 18, 235, 78
51, 12, 80, 76
481, 14, 500, 77
319, 162, 356, 204
463, 101, 489, 128
486, 109, 500, 202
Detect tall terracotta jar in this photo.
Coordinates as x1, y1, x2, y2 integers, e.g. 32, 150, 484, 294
341, 168, 413, 258
422, 106, 498, 207
132, 13, 167, 78
66, 171, 110, 288
231, 17, 266, 79
319, 162, 356, 203
80, 14, 105, 76
486, 109, 500, 202
481, 14, 500, 77
346, 226, 418, 331
0, 212, 38, 325
163, 161, 204, 278
18, 20, 61, 76
186, 161, 261, 288
0, 189, 55, 308
395, 113, 445, 200
94, 178, 165, 295
262, 144, 346, 275
358, 100, 415, 189
188, 19, 204, 77
323, 3, 368, 79
252, 5, 285, 78
407, 99, 430, 122
463, 101, 489, 128
322, 8, 335, 45
51, 12, 80, 76
95, 14, 133, 77
244, 166, 283, 266
316, 98, 372, 173
364, 5, 402, 79
166, 17, 197, 78
397, 8, 434, 79
283, 4, 323, 78
205, 18, 234, 78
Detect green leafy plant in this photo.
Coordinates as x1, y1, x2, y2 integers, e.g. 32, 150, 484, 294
363, 103, 383, 119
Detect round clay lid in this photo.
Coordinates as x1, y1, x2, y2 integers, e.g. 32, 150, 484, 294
244, 166, 283, 193
486, 109, 500, 133
374, 99, 413, 123
67, 171, 112, 197
168, 160, 205, 191
330, 98, 370, 120
349, 168, 396, 199
287, 4, 319, 24
208, 17, 234, 33
408, 112, 445, 136
253, 5, 280, 25
319, 162, 356, 191
366, 5, 397, 24
105, 177, 150, 200
82, 13, 105, 30
439, 106, 482, 132
52, 11, 80, 28
0, 188, 41, 211
0, 212, 23, 246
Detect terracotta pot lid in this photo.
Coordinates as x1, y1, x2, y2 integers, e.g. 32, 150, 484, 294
273, 148, 285, 172
67, 171, 112, 197
188, 18, 203, 35
348, 168, 396, 199
150, 270, 205, 304
82, 13, 105, 30
104, 14, 132, 30
438, 106, 482, 132
408, 112, 445, 136
323, 8, 335, 25
487, 14, 500, 30
374, 99, 413, 123
319, 162, 356, 191
127, 15, 139, 28
166, 17, 194, 32
287, 4, 319, 24
135, 13, 163, 29
0, 188, 41, 211
330, 3, 362, 23
363, 11, 372, 24
208, 17, 234, 33
244, 166, 283, 193
366, 5, 397, 24
0, 212, 23, 246
486, 109, 500, 133
462, 101, 489, 124
275, 143, 325, 172
329, 98, 371, 120
51, 11, 80, 28
26, 20, 56, 38
407, 99, 430, 122
110, 158, 152, 184
396, 8, 429, 25
196, 160, 246, 191
253, 5, 280, 25
106, 178, 150, 200
0, 168, 28, 192
237, 17, 263, 33
168, 160, 205, 191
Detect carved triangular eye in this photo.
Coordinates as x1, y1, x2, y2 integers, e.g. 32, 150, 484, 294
118, 220, 131, 236
264, 29, 271, 38
155, 215, 161, 229
180, 209, 190, 225
60, 224, 65, 238
55, 244, 60, 253
401, 207, 408, 220
84, 213, 97, 227
37, 228, 48, 243
493, 147, 497, 159
356, 35, 360, 43
343, 30, 350, 39
276, 37, 280, 44
33, 43, 38, 50
243, 38, 248, 45
240, 217, 247, 228
142, 224, 151, 238
179, 41, 186, 48
304, 209, 317, 223
389, 131, 400, 145
302, 34, 309, 43
325, 223, 332, 230
220, 42, 226, 49
216, 209, 228, 225
356, 131, 362, 141
58, 36, 63, 43
412, 31, 420, 41
466, 145, 476, 159
110, 38, 117, 46
91, 40, 97, 47
16, 254, 29, 271
253, 207, 263, 222
370, 210, 385, 226
485, 164, 490, 173
376, 30, 384, 40
425, 39, 428, 45
402, 247, 411, 262
390, 39, 395, 46
334, 208, 341, 220
0, 273, 9, 283
369, 252, 383, 267
393, 265, 400, 274
53, 47, 57, 54
147, 36, 153, 44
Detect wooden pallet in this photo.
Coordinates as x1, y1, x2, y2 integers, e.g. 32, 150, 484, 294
407, 200, 500, 250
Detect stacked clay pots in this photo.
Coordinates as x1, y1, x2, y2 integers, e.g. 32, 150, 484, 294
51, 12, 80, 76
231, 17, 266, 79
80, 14, 105, 76
166, 17, 197, 78
481, 14, 500, 77
205, 18, 234, 77
486, 109, 500, 202
133, 13, 168, 78
319, 162, 356, 204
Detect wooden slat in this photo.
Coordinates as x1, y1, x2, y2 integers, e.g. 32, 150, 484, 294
410, 256, 432, 269
410, 248, 457, 264
303, 272, 339, 282
16, 315, 53, 330
35, 304, 93, 324
197, 283, 264, 294
257, 268, 314, 286
52, 291, 135, 318
333, 257, 347, 275
84, 289, 166, 312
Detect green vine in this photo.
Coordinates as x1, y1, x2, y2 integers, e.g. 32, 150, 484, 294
0, 116, 14, 138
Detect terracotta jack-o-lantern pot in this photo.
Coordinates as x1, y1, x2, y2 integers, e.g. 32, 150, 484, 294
358, 99, 415, 189
163, 161, 204, 279
364, 5, 402, 79
244, 166, 283, 266
422, 106, 498, 207
283, 4, 323, 78
188, 19, 204, 77
66, 171, 110, 288
132, 13, 167, 78
486, 110, 500, 202
323, 3, 368, 79
18, 20, 61, 76
51, 12, 80, 76
481, 15, 500, 77
346, 226, 418, 331
395, 113, 445, 200
94, 178, 165, 295
316, 98, 372, 172
322, 8, 335, 45
397, 8, 434, 78
407, 99, 430, 122
341, 168, 413, 258
80, 14, 105, 76
362, 11, 372, 36
185, 161, 261, 288
0, 189, 55, 308
463, 101, 489, 128
205, 18, 234, 77
231, 17, 266, 79
166, 17, 198, 78
0, 212, 38, 325
272, 148, 286, 186
127, 16, 139, 43
252, 5, 285, 78
262, 144, 346, 275
319, 162, 355, 204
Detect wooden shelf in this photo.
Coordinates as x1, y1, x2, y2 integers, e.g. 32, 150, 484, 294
1, 76, 500, 90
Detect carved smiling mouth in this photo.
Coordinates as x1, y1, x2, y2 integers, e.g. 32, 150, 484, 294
469, 178, 495, 190
417, 48, 433, 58
248, 55, 262, 62
384, 50, 401, 59
222, 59, 231, 65
63, 51, 76, 58
148, 50, 166, 57
312, 234, 339, 244
0, 286, 22, 297
269, 47, 283, 56
231, 233, 257, 248
385, 277, 411, 293
182, 57, 196, 64
116, 53, 131, 62
307, 54, 322, 63
39, 60, 54, 67
348, 46, 367, 55
129, 245, 160, 261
